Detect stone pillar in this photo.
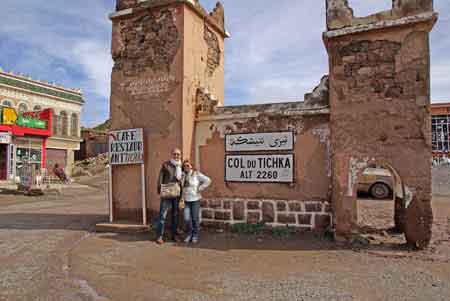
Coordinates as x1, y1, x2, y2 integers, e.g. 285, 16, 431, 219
324, 0, 437, 240
66, 149, 75, 176
109, 0, 225, 223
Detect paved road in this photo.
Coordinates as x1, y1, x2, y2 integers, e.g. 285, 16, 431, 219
0, 185, 108, 301
0, 177, 449, 300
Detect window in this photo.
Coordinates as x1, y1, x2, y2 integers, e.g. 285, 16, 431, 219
33, 105, 42, 111
432, 115, 450, 153
2, 100, 12, 107
18, 103, 28, 114
15, 147, 42, 180
52, 113, 59, 136
60, 111, 68, 136
71, 113, 79, 137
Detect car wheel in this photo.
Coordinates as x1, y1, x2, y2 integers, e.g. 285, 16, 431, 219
370, 183, 390, 199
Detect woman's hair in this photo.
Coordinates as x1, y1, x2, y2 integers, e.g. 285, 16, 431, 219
182, 160, 196, 173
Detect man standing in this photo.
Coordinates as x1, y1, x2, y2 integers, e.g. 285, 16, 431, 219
155, 148, 183, 244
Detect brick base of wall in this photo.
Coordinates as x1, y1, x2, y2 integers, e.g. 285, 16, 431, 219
200, 198, 333, 231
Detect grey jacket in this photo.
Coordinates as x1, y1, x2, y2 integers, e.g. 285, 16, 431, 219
157, 161, 182, 194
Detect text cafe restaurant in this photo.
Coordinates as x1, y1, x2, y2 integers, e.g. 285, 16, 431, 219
0, 106, 52, 181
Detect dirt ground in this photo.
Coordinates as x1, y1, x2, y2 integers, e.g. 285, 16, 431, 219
0, 169, 449, 301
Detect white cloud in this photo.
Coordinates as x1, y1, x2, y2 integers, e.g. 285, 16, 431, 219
0, 0, 114, 126
72, 40, 113, 98
0, 0, 449, 125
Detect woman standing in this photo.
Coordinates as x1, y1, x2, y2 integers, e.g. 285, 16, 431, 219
182, 160, 211, 244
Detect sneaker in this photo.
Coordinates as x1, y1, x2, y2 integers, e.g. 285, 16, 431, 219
172, 236, 181, 243
184, 235, 192, 243
156, 237, 164, 245
191, 237, 198, 244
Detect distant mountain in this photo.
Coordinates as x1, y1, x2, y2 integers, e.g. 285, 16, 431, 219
92, 119, 111, 132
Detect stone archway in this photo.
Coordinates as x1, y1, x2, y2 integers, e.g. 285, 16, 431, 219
352, 160, 432, 249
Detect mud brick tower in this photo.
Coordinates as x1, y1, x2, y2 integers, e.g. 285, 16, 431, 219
109, 0, 226, 222
324, 0, 438, 246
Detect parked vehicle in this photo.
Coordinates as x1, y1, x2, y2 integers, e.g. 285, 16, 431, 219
357, 167, 393, 199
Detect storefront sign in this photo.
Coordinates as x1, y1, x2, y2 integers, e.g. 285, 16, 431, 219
225, 154, 294, 183
1, 107, 47, 129
0, 132, 11, 144
2, 108, 17, 125
109, 128, 144, 165
225, 132, 294, 152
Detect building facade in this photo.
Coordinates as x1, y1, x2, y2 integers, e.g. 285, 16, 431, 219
108, 0, 436, 248
431, 102, 450, 157
75, 129, 109, 161
0, 69, 84, 180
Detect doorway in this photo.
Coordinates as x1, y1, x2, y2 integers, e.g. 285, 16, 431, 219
0, 144, 8, 180
357, 166, 395, 230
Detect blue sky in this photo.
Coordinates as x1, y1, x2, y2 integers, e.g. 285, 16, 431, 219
0, 0, 448, 127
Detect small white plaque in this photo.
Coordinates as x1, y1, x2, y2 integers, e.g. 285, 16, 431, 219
0, 132, 11, 144
225, 132, 294, 152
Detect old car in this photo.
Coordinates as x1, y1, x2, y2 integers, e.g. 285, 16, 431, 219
357, 167, 393, 199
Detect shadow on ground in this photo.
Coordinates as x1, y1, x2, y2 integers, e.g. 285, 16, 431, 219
94, 226, 417, 255
0, 213, 108, 231
0, 188, 24, 195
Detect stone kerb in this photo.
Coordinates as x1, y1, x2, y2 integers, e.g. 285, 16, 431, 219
200, 199, 332, 231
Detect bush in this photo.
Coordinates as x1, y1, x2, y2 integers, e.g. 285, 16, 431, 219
271, 226, 297, 238
230, 223, 265, 235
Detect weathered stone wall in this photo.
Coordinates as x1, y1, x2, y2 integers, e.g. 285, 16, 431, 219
182, 5, 225, 162
203, 25, 221, 76
326, 0, 434, 30
113, 8, 181, 75
324, 1, 437, 244
109, 0, 226, 221
116, 0, 137, 11
110, 2, 185, 221
200, 198, 332, 230
194, 102, 332, 230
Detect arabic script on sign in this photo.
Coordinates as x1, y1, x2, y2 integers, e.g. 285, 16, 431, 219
226, 132, 294, 152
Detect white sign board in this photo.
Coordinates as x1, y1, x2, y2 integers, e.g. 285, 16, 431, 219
109, 128, 144, 165
0, 132, 11, 144
225, 132, 294, 152
225, 154, 294, 183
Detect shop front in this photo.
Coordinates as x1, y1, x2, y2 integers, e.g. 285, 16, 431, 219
0, 132, 12, 180
0, 107, 52, 183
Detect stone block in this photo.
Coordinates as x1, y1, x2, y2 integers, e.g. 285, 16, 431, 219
277, 214, 296, 225
223, 200, 231, 210
201, 220, 226, 229
202, 209, 214, 220
200, 199, 208, 208
233, 201, 245, 220
305, 203, 322, 212
298, 214, 312, 225
262, 202, 275, 223
247, 201, 260, 210
276, 201, 287, 212
288, 202, 303, 212
247, 212, 261, 225
116, 0, 137, 11
315, 214, 331, 230
209, 199, 222, 209
215, 211, 231, 221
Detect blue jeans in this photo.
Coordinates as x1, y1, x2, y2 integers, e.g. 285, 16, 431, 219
184, 201, 200, 239
156, 198, 179, 239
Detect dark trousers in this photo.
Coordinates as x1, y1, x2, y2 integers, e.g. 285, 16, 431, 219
183, 201, 200, 238
156, 198, 179, 239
